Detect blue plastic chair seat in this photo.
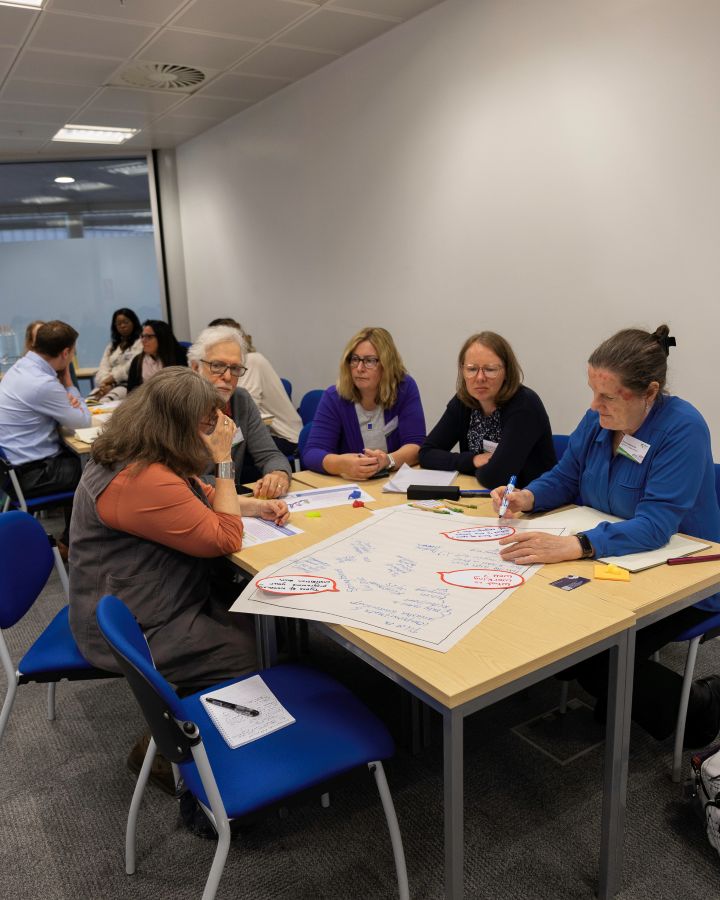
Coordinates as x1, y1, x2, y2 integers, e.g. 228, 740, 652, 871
12, 491, 75, 510
178, 664, 394, 818
17, 606, 106, 684
672, 610, 720, 643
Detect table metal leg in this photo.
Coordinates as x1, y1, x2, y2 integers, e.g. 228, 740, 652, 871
598, 627, 635, 899
255, 615, 278, 669
443, 708, 464, 899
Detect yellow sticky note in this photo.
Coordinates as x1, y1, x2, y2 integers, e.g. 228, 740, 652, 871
305, 511, 321, 518
594, 563, 630, 582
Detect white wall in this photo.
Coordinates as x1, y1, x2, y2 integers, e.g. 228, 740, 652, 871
176, 0, 720, 448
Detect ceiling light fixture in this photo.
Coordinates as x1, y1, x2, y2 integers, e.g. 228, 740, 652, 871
54, 176, 75, 184
51, 124, 139, 145
0, 1, 45, 9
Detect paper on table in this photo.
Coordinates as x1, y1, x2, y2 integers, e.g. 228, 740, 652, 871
382, 463, 457, 493
535, 506, 710, 572
240, 516, 302, 547
201, 675, 295, 749
74, 426, 102, 443
283, 484, 373, 512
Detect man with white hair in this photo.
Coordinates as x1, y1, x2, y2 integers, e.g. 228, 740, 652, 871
188, 326, 292, 498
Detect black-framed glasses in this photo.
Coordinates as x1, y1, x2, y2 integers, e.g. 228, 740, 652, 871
202, 359, 247, 378
462, 364, 504, 380
140, 333, 156, 341
348, 354, 380, 369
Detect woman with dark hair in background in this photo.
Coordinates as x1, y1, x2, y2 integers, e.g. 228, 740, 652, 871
126, 319, 187, 393
87, 308, 142, 403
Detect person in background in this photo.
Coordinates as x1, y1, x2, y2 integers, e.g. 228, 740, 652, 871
188, 325, 292, 498
68, 367, 287, 805
126, 319, 187, 392
0, 320, 91, 553
208, 317, 302, 457
304, 326, 426, 480
493, 325, 720, 748
23, 320, 44, 353
87, 308, 142, 404
419, 331, 556, 489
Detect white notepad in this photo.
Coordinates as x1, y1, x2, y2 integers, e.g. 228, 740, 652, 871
201, 675, 295, 749
382, 463, 458, 493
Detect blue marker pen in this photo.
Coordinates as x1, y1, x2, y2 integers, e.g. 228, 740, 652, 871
497, 474, 517, 519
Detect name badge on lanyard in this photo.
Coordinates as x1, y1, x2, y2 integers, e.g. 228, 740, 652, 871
617, 433, 650, 464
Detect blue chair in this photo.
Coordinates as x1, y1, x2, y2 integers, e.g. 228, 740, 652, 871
552, 434, 569, 462
0, 511, 116, 748
96, 595, 408, 900
178, 340, 192, 349
0, 445, 75, 517
296, 421, 313, 470
298, 389, 324, 426
280, 377, 292, 400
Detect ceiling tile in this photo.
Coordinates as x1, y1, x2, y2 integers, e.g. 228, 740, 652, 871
279, 8, 396, 53
200, 71, 288, 102
0, 6, 37, 46
46, 0, 187, 26
174, 0, 311, 40
171, 93, 249, 118
68, 107, 154, 129
28, 12, 155, 58
0, 138, 48, 158
0, 46, 15, 81
12, 50, 121, 85
327, 0, 441, 18
235, 43, 338, 80
0, 101, 75, 124
82, 86, 183, 115
0, 78, 98, 106
145, 114, 217, 136
138, 28, 258, 70
0, 121, 57, 140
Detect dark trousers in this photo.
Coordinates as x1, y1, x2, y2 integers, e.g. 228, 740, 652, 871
563, 606, 716, 742
15, 449, 81, 544
272, 435, 298, 458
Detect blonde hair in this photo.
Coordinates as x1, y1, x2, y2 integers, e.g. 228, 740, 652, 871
455, 332, 523, 409
92, 367, 222, 478
336, 326, 407, 408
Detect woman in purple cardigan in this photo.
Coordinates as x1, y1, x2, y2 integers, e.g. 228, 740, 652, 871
304, 326, 426, 480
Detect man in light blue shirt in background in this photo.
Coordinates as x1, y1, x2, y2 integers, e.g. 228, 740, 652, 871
0, 320, 91, 552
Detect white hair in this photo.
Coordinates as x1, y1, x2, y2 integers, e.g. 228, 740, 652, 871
187, 326, 247, 367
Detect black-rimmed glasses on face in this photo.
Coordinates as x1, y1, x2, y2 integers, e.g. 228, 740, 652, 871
202, 359, 247, 378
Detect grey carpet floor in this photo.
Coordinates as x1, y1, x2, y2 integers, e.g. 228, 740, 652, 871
2, 551, 720, 898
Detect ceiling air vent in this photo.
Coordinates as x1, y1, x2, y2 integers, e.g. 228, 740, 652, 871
111, 62, 209, 93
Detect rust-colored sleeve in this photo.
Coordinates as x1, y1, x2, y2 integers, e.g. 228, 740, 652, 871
97, 463, 243, 557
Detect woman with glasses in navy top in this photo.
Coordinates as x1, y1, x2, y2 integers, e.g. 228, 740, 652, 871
419, 331, 556, 489
304, 326, 426, 481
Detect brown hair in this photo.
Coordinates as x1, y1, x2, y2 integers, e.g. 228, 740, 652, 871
92, 367, 222, 478
24, 320, 45, 353
336, 326, 407, 408
455, 332, 523, 408
588, 325, 674, 394
34, 320, 78, 357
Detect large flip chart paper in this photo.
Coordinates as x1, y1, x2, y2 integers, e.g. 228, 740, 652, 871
231, 507, 566, 652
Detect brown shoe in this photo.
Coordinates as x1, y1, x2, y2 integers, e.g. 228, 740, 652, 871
127, 732, 177, 796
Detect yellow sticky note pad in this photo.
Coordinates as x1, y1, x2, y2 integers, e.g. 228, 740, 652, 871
594, 563, 630, 582
305, 511, 321, 518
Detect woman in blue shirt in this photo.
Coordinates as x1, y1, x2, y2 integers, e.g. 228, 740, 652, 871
491, 325, 720, 747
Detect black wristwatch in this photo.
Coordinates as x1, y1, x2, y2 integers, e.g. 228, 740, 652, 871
576, 532, 595, 559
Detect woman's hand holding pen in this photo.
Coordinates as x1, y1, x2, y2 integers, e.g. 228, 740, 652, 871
498, 532, 583, 565
489, 486, 535, 518
336, 452, 380, 481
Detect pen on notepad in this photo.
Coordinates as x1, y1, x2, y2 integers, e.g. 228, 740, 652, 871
497, 475, 517, 519
205, 697, 259, 717
667, 554, 720, 566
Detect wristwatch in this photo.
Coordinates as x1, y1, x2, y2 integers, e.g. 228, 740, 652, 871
576, 532, 595, 559
216, 461, 235, 480
386, 453, 396, 471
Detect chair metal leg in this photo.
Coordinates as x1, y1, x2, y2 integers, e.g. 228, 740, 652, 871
126, 736, 156, 875
672, 636, 701, 783
320, 792, 330, 808
369, 761, 409, 900
559, 679, 569, 714
47, 682, 57, 721
0, 634, 18, 747
52, 546, 70, 602
192, 741, 232, 900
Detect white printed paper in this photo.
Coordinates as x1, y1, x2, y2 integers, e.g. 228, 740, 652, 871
240, 517, 302, 547
201, 676, 295, 749
382, 463, 457, 493
231, 507, 566, 652
283, 484, 373, 511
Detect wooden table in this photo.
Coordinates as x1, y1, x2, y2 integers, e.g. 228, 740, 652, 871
231, 470, 639, 899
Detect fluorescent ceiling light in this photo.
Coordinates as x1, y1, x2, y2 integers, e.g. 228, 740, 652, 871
56, 181, 114, 193
103, 162, 148, 177
54, 176, 75, 184
20, 196, 66, 205
0, 1, 44, 9
51, 124, 139, 145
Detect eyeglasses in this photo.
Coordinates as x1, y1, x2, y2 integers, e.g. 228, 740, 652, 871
202, 359, 247, 378
199, 417, 217, 435
462, 364, 504, 379
140, 333, 156, 341
348, 354, 380, 369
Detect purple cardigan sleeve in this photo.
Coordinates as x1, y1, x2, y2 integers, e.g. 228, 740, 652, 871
303, 387, 352, 472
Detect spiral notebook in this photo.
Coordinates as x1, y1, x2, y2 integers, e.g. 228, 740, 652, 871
201, 676, 295, 749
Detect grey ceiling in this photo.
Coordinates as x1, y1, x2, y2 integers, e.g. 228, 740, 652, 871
0, 0, 444, 162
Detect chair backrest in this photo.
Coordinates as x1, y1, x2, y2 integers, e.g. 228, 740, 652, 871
0, 511, 54, 629
297, 422, 313, 468
715, 463, 720, 506
178, 340, 192, 349
281, 378, 292, 400
552, 434, 569, 463
298, 389, 324, 426
95, 595, 197, 763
